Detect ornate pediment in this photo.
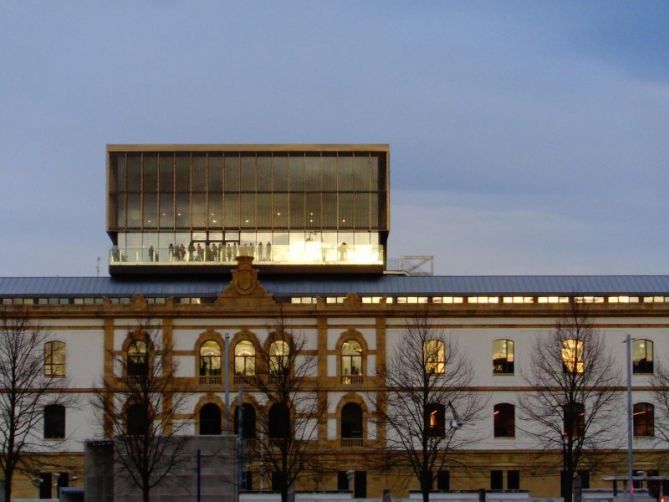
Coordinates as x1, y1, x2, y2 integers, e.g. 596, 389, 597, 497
218, 256, 274, 305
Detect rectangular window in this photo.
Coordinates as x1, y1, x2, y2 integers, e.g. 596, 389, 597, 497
39, 472, 52, 499
491, 470, 504, 490
241, 471, 252, 491
493, 340, 514, 375
508, 470, 520, 490
437, 470, 450, 491
562, 339, 584, 374
337, 471, 349, 491
578, 470, 590, 489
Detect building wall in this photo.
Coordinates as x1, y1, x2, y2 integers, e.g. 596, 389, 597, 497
4, 293, 669, 499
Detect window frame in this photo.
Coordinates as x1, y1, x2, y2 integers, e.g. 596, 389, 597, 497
493, 403, 515, 438
126, 339, 149, 378
563, 402, 585, 437
492, 339, 514, 375
633, 402, 654, 437
44, 341, 66, 377
423, 339, 446, 375
199, 340, 222, 378
424, 402, 446, 437
44, 404, 66, 440
341, 339, 363, 384
632, 339, 654, 374
234, 340, 256, 377
562, 339, 584, 374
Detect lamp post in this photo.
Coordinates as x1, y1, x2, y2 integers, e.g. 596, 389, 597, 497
225, 333, 231, 430
624, 334, 634, 502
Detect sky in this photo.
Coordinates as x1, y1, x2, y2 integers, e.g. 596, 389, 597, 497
0, 1, 668, 277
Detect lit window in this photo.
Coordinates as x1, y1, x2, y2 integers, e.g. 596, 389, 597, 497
492, 340, 514, 374
127, 339, 148, 378
574, 296, 604, 303
633, 402, 654, 437
423, 340, 445, 374
326, 297, 346, 304
432, 297, 463, 304
538, 296, 569, 304
563, 403, 585, 437
424, 403, 445, 436
493, 403, 515, 438
502, 297, 534, 304
235, 341, 255, 376
199, 340, 221, 379
341, 340, 362, 384
608, 296, 639, 303
362, 297, 382, 304
269, 340, 290, 374
632, 340, 653, 374
44, 341, 66, 377
562, 339, 584, 374
468, 296, 499, 304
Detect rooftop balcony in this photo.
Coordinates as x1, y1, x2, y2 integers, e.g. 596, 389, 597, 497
109, 242, 384, 275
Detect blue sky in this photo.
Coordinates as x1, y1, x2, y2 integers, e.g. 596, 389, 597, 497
1, 1, 667, 276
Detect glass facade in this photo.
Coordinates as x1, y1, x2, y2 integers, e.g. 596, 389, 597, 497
108, 146, 389, 271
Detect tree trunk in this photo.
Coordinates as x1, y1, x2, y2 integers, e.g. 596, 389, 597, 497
281, 486, 288, 502
3, 476, 11, 502
143, 484, 150, 502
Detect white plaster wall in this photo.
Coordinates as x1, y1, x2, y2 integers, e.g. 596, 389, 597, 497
327, 418, 337, 440
367, 355, 376, 376
327, 355, 336, 376
175, 355, 195, 377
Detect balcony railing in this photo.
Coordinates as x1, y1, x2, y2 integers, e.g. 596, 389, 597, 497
199, 375, 222, 385
234, 375, 256, 385
110, 243, 384, 267
341, 375, 363, 385
341, 438, 364, 448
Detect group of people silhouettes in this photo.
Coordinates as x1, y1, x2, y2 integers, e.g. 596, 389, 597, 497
164, 241, 273, 263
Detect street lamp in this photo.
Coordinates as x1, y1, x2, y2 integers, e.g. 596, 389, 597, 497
624, 334, 634, 502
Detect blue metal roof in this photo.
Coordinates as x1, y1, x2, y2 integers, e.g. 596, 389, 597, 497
1, 275, 669, 297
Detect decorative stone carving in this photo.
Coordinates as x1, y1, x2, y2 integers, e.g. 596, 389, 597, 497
218, 256, 274, 305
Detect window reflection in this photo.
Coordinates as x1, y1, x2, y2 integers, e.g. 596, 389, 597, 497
562, 339, 584, 374
424, 340, 445, 374
632, 340, 653, 374
493, 340, 514, 374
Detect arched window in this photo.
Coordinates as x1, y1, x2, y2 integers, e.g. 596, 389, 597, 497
235, 341, 256, 377
633, 403, 654, 437
126, 403, 148, 436
199, 340, 221, 383
234, 403, 256, 439
341, 403, 363, 438
269, 340, 290, 375
493, 403, 515, 438
199, 403, 222, 435
562, 339, 584, 374
127, 340, 148, 378
44, 341, 66, 377
44, 404, 65, 439
268, 403, 290, 439
425, 403, 446, 437
423, 340, 445, 374
492, 340, 514, 375
563, 403, 585, 437
632, 340, 653, 374
341, 340, 362, 384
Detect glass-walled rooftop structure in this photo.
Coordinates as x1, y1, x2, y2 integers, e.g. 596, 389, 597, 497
107, 144, 389, 275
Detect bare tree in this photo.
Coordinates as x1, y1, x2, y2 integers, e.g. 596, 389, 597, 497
520, 303, 621, 502
375, 315, 484, 502
0, 307, 72, 502
92, 319, 188, 502
247, 316, 326, 502
651, 362, 669, 445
